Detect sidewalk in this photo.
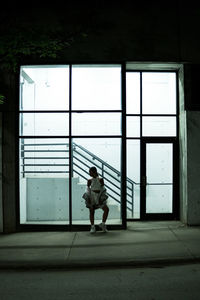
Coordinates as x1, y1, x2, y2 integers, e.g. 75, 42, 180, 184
0, 221, 200, 270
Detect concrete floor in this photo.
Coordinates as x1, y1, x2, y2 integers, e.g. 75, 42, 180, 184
0, 221, 200, 270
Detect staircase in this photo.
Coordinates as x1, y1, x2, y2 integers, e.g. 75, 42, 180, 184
20, 141, 137, 220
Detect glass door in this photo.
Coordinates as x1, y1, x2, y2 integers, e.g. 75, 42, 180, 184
141, 138, 177, 220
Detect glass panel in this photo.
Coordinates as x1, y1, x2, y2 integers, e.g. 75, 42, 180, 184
19, 138, 69, 224
147, 144, 173, 183
146, 143, 173, 213
20, 113, 69, 136
72, 113, 121, 136
146, 185, 173, 213
142, 72, 176, 114
72, 65, 121, 110
127, 140, 140, 219
20, 66, 69, 110
126, 72, 140, 114
72, 138, 121, 224
142, 117, 176, 136
126, 116, 140, 137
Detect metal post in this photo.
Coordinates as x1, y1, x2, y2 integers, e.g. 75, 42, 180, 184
71, 142, 74, 177
132, 182, 134, 218
121, 62, 127, 229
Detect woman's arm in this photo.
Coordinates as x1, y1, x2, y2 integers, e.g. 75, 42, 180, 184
87, 179, 92, 187
99, 178, 104, 186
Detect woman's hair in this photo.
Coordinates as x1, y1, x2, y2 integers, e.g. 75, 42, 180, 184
89, 166, 98, 174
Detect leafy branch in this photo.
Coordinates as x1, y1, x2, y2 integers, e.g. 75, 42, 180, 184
0, 94, 5, 104
0, 10, 89, 72
0, 10, 89, 104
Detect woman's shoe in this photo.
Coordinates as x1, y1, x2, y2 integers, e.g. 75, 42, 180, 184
90, 225, 96, 233
98, 223, 108, 232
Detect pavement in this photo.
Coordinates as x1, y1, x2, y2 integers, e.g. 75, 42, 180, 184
0, 221, 200, 270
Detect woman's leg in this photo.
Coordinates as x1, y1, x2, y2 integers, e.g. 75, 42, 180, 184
102, 205, 109, 223
89, 207, 95, 225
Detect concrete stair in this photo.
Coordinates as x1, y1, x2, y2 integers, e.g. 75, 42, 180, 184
21, 176, 120, 222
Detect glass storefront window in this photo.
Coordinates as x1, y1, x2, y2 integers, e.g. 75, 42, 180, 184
20, 66, 69, 111
72, 138, 122, 224
19, 138, 69, 224
142, 72, 176, 114
72, 65, 121, 110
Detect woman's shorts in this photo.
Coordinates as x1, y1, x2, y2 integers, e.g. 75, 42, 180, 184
85, 200, 107, 209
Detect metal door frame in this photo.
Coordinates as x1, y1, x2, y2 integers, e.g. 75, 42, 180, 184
140, 137, 179, 220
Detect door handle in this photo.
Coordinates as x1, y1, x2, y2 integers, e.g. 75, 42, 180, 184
141, 175, 147, 187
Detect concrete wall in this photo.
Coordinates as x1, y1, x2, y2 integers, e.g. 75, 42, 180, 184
0, 112, 3, 232
179, 67, 188, 224
1, 3, 200, 231
8, 2, 200, 64
179, 65, 200, 225
21, 177, 119, 222
2, 74, 17, 233
52, 2, 200, 63
186, 111, 200, 225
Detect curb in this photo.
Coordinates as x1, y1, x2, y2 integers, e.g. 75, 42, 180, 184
0, 257, 199, 271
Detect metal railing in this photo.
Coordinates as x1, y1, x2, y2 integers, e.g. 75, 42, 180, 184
20, 141, 137, 216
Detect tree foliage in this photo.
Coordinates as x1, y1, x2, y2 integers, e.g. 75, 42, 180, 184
0, 6, 91, 72
0, 6, 91, 103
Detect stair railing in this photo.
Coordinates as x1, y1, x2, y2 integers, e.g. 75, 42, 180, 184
20, 141, 137, 217
72, 142, 136, 216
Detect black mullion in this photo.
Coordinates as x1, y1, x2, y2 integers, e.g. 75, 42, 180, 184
19, 136, 71, 139
140, 140, 146, 220
140, 72, 143, 219
126, 114, 177, 117
22, 150, 69, 152
19, 135, 123, 139
126, 70, 177, 73
67, 135, 122, 138
19, 110, 122, 113
19, 110, 70, 113
140, 72, 143, 137
23, 143, 69, 146
71, 110, 122, 113
176, 71, 179, 139
16, 68, 21, 231
174, 71, 179, 219
173, 139, 179, 219
121, 62, 126, 228
141, 114, 177, 117
69, 64, 72, 229
139, 137, 177, 143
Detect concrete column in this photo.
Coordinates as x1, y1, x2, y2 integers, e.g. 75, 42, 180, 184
187, 111, 200, 225
0, 112, 3, 232
179, 66, 188, 224
181, 64, 200, 225
2, 74, 17, 233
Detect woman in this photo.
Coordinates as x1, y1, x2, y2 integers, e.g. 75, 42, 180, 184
82, 166, 109, 233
